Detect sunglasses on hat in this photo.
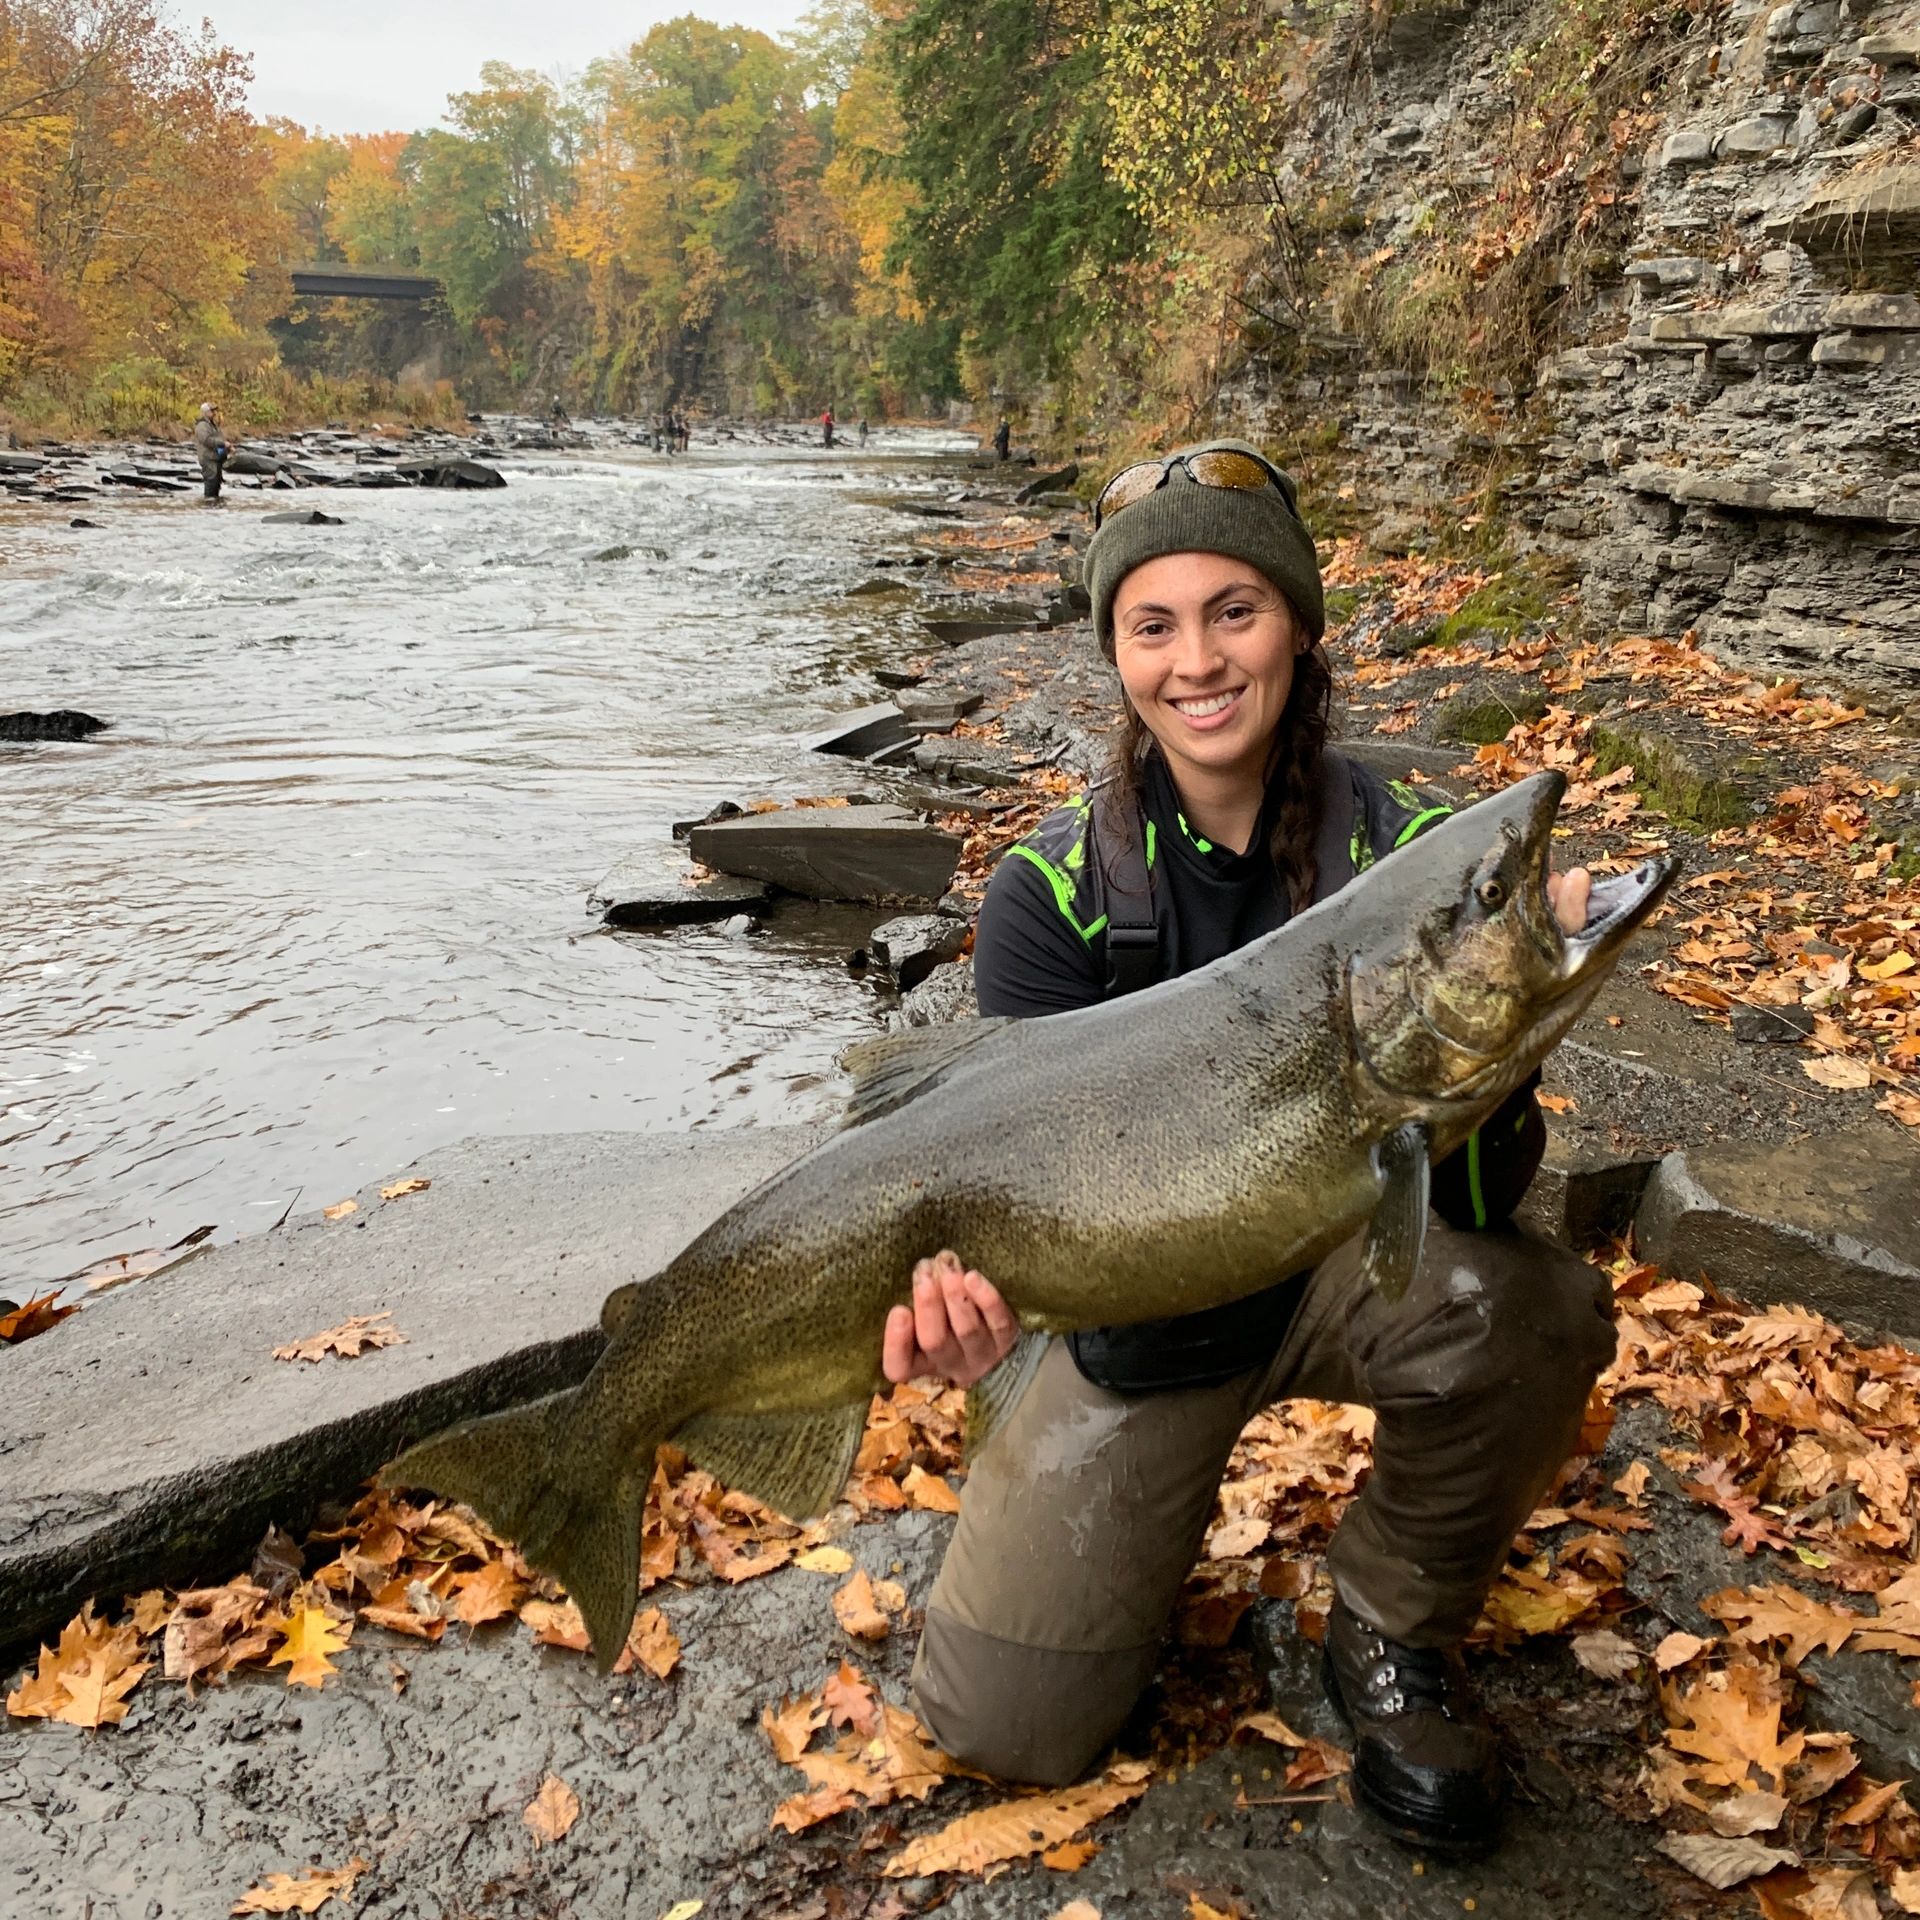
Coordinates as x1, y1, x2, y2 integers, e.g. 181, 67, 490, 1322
1092, 447, 1294, 530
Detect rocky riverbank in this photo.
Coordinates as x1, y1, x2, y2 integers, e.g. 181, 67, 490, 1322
6, 456, 1920, 1919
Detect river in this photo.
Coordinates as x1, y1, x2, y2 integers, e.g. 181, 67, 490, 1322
0, 427, 974, 1294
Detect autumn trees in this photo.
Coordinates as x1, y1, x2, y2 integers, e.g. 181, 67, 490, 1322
0, 0, 1323, 428
0, 0, 281, 403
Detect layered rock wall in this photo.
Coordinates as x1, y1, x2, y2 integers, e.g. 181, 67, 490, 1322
1219, 0, 1920, 700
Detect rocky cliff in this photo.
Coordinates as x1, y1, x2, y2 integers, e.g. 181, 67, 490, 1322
1218, 0, 1920, 706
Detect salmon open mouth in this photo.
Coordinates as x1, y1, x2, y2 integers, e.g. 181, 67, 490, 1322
1550, 856, 1679, 987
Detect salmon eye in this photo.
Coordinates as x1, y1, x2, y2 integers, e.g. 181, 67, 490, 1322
1477, 878, 1507, 909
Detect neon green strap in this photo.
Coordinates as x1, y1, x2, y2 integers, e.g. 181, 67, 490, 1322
1009, 843, 1107, 944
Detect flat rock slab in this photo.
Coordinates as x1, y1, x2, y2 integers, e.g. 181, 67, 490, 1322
588, 848, 772, 927
0, 1127, 823, 1654
689, 805, 963, 905
1635, 1122, 1920, 1342
809, 701, 919, 762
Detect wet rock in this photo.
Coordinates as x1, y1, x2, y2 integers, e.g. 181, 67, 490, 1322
909, 736, 1023, 788
845, 576, 909, 596
0, 450, 46, 473
893, 688, 983, 730
688, 805, 964, 905
1513, 1129, 1660, 1250
811, 702, 919, 763
1729, 1002, 1816, 1045
921, 615, 1038, 647
66, 518, 99, 529
892, 954, 979, 1027
867, 913, 969, 992
588, 849, 771, 927
671, 798, 745, 842
873, 667, 925, 690
394, 456, 506, 490
0, 710, 109, 743
1013, 462, 1080, 505
262, 509, 344, 526
0, 1127, 827, 1656
1028, 491, 1084, 511
1634, 1123, 1920, 1341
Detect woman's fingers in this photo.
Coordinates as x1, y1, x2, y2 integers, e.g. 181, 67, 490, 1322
884, 1252, 1017, 1388
881, 1303, 920, 1386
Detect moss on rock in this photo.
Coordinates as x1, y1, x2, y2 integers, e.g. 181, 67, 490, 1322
1589, 721, 1755, 831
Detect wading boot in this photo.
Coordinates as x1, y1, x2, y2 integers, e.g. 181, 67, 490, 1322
1321, 1597, 1502, 1855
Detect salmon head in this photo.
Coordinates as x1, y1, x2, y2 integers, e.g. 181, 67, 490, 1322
1339, 769, 1679, 1118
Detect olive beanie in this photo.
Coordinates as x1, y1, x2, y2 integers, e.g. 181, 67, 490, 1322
1085, 439, 1324, 656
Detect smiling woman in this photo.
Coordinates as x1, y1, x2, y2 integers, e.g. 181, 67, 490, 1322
890, 438, 1620, 1859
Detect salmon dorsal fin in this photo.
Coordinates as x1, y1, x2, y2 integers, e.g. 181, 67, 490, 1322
673, 1403, 870, 1522
837, 1018, 1011, 1127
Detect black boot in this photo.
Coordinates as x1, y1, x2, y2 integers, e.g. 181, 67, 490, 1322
1321, 1596, 1502, 1854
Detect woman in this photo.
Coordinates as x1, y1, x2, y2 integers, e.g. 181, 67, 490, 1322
880, 442, 1616, 1855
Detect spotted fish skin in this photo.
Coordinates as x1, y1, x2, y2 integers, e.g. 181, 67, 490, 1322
387, 769, 1677, 1667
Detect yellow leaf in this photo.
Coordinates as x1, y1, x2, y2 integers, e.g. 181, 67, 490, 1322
882, 1770, 1148, 1877
795, 1545, 853, 1574
378, 1177, 430, 1200
6, 1602, 150, 1728
269, 1609, 349, 1689
1041, 1838, 1099, 1870
231, 1859, 368, 1914
321, 1199, 357, 1222
659, 1904, 705, 1920
1860, 951, 1915, 980
524, 1773, 580, 1847
1538, 1092, 1578, 1115
901, 1464, 961, 1513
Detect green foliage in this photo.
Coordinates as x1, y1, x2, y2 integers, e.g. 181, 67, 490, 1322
880, 0, 1147, 385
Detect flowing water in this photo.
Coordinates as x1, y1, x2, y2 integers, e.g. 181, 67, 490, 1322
0, 428, 975, 1293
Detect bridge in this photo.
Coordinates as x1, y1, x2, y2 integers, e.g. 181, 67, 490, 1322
288, 264, 443, 302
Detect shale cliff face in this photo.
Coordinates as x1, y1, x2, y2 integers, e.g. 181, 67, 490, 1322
1221, 0, 1920, 703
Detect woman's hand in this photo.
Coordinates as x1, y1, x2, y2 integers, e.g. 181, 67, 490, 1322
1546, 865, 1592, 936
883, 1248, 1019, 1389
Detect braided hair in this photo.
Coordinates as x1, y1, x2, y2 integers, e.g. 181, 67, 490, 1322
1102, 603, 1336, 917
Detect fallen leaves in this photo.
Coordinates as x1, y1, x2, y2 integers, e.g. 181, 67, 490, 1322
523, 1773, 581, 1848
270, 1608, 351, 1689
880, 1764, 1150, 1878
272, 1312, 407, 1364
764, 1660, 981, 1835
5, 1603, 149, 1727
378, 1177, 429, 1200
1703, 1584, 1861, 1668
1663, 1661, 1807, 1793
231, 1859, 368, 1914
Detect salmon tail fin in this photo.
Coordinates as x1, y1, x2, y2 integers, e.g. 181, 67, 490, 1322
385, 1391, 648, 1673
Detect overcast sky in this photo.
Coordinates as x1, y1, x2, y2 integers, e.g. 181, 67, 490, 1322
193, 2, 818, 135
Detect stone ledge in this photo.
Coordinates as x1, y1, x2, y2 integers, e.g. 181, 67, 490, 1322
0, 1127, 826, 1657
1634, 1123, 1920, 1344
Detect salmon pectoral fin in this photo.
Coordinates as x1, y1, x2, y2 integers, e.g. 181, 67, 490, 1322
673, 1401, 870, 1522
1361, 1120, 1431, 1304
385, 1392, 646, 1672
963, 1329, 1050, 1461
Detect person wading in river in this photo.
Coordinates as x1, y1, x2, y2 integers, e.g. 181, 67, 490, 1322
192, 401, 228, 503
883, 440, 1616, 1857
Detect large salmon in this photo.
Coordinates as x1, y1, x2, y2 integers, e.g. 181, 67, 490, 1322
388, 769, 1677, 1666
